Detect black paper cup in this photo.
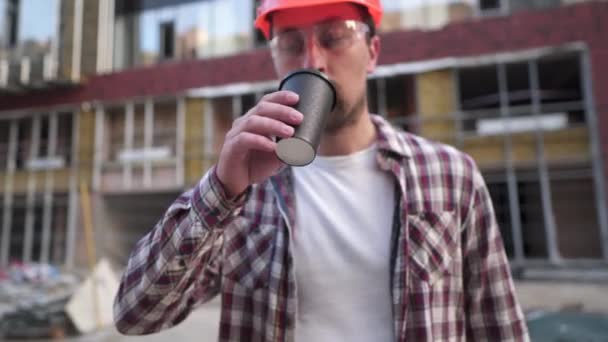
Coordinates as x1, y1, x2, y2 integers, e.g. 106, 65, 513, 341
276, 69, 336, 166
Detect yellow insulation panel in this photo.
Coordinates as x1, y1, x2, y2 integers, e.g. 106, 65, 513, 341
52, 169, 72, 192
462, 135, 505, 168
77, 110, 96, 171
462, 127, 591, 168
416, 70, 457, 144
184, 98, 206, 186
544, 127, 590, 161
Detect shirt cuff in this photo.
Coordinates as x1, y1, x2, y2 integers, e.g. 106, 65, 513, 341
190, 166, 250, 228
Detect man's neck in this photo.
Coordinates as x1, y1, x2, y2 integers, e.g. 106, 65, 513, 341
317, 111, 376, 156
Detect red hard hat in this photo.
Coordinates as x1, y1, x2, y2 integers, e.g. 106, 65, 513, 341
255, 0, 383, 39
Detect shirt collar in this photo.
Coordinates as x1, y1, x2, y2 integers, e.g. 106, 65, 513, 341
370, 114, 413, 159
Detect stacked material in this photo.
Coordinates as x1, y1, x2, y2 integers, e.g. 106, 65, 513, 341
0, 262, 80, 339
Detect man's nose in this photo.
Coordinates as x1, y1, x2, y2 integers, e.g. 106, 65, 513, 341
302, 35, 327, 73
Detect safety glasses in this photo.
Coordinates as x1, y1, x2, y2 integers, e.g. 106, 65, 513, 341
269, 19, 370, 59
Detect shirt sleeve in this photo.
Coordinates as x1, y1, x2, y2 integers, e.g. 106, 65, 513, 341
113, 166, 249, 335
463, 166, 530, 341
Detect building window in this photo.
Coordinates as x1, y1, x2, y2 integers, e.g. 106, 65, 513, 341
516, 173, 549, 259
458, 53, 584, 136
1, 0, 58, 59
159, 21, 175, 60
30, 194, 44, 261
240, 93, 256, 115
14, 113, 73, 171
485, 175, 514, 258
114, 0, 254, 70
379, 0, 478, 33
479, 0, 502, 12
104, 107, 125, 163
367, 75, 418, 133
0, 0, 20, 48
2, 193, 69, 264
0, 0, 20, 49
253, 0, 266, 48
56, 112, 73, 166
153, 100, 177, 155
8, 195, 25, 261
0, 120, 9, 170
49, 194, 68, 264
486, 166, 603, 261
212, 96, 234, 156
386, 75, 418, 133
456, 51, 603, 263
550, 167, 602, 259
39, 115, 50, 158
15, 117, 30, 170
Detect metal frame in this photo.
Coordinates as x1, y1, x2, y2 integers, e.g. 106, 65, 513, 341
143, 99, 154, 187
124, 102, 134, 189
65, 110, 80, 267
376, 77, 387, 117
96, 97, 184, 193
176, 96, 185, 187
528, 60, 561, 264
23, 115, 41, 262
93, 106, 104, 190
580, 51, 608, 261
448, 49, 606, 266
496, 63, 526, 265
452, 69, 464, 148
232, 95, 242, 120
0, 121, 18, 265
40, 113, 58, 263
203, 99, 214, 171
20, 57, 30, 84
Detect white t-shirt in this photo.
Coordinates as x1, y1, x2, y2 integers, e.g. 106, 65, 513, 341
292, 144, 396, 342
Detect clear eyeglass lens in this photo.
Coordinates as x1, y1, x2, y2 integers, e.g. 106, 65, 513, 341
271, 20, 368, 58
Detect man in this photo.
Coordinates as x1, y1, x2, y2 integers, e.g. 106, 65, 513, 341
114, 0, 529, 341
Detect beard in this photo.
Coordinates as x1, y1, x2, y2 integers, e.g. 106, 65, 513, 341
323, 89, 367, 134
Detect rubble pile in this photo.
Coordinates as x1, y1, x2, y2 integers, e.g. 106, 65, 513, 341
0, 262, 81, 339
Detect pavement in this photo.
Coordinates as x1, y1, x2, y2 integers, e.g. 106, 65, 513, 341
515, 280, 608, 314
50, 298, 220, 342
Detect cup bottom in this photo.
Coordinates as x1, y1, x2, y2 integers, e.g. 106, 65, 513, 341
276, 137, 315, 167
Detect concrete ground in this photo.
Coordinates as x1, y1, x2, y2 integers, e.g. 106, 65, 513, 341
69, 298, 221, 342
515, 280, 608, 314
15, 280, 608, 342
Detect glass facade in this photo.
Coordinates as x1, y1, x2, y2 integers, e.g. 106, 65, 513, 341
113, 0, 254, 70
378, 0, 563, 34
109, 0, 587, 70
0, 0, 59, 60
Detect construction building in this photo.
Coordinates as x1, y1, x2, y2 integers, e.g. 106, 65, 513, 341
0, 0, 607, 280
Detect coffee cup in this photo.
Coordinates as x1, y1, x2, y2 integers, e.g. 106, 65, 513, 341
275, 69, 336, 166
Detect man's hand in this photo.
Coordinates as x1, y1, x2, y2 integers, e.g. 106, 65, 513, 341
215, 90, 303, 198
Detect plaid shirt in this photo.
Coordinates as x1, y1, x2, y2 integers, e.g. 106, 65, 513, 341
114, 115, 529, 341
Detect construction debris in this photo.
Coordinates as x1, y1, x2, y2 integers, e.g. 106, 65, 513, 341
66, 259, 120, 334
0, 260, 117, 339
0, 262, 80, 338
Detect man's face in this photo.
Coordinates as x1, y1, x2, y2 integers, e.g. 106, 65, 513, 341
270, 3, 380, 133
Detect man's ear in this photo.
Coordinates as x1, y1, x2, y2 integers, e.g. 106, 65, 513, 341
367, 36, 380, 73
